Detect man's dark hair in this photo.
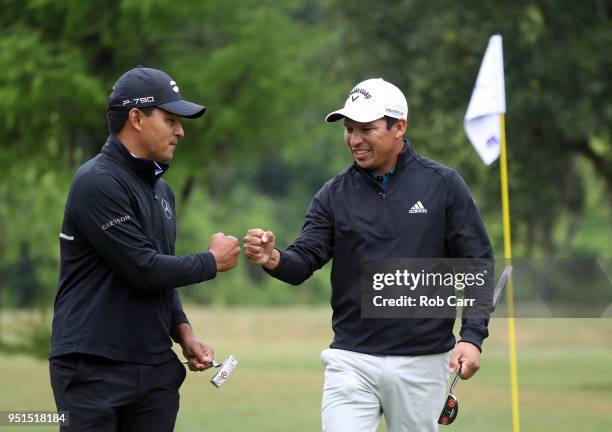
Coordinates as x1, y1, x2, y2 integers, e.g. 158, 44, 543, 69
384, 116, 400, 130
107, 107, 156, 135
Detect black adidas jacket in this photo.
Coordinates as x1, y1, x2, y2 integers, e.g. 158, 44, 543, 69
50, 135, 217, 364
267, 141, 493, 355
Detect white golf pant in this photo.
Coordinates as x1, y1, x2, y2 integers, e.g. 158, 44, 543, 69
320, 348, 451, 432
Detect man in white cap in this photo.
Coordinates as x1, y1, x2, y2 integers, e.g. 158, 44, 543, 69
243, 78, 493, 431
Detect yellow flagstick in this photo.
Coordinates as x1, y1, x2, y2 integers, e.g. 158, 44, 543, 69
499, 114, 520, 431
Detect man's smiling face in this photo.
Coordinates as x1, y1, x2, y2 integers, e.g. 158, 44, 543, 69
343, 117, 405, 174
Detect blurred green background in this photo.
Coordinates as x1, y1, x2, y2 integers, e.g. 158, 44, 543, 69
0, 0, 611, 430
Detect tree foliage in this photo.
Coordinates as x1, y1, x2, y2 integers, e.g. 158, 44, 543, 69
0, 0, 343, 306
0, 0, 610, 308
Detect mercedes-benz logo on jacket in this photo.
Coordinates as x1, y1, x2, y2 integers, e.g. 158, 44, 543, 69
161, 198, 173, 219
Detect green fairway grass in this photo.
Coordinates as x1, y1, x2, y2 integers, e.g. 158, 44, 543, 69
0, 308, 611, 431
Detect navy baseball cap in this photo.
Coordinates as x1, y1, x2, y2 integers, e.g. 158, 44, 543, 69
107, 67, 205, 119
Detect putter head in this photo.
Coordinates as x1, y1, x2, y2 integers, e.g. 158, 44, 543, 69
438, 393, 459, 425
210, 355, 238, 388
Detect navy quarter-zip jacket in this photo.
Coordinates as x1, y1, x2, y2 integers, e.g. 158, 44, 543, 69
267, 141, 493, 355
50, 135, 217, 364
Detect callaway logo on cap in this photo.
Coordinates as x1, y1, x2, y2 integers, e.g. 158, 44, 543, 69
107, 67, 206, 119
325, 78, 408, 123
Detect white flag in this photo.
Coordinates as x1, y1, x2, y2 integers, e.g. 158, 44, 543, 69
464, 35, 506, 165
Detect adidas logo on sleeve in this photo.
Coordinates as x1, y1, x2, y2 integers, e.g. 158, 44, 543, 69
409, 201, 428, 214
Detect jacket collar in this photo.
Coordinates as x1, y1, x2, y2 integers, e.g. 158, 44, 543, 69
101, 135, 169, 185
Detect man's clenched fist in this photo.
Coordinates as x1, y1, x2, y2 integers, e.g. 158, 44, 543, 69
243, 228, 277, 268
208, 233, 240, 272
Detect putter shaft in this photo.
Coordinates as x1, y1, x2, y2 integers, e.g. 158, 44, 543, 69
449, 367, 461, 393
181, 359, 222, 367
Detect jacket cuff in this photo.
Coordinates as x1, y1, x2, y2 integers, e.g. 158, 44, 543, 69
199, 251, 217, 281
458, 328, 485, 352
263, 249, 286, 277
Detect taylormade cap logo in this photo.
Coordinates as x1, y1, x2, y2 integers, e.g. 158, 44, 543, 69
325, 78, 408, 123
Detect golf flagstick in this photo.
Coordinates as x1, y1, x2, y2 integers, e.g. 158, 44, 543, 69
500, 113, 520, 432
464, 35, 520, 431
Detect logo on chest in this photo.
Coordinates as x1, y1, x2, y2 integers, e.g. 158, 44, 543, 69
409, 201, 428, 214
161, 198, 173, 219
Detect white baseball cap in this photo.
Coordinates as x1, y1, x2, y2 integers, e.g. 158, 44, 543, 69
325, 78, 408, 123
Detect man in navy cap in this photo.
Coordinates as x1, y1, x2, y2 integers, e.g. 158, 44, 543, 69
49, 67, 240, 431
